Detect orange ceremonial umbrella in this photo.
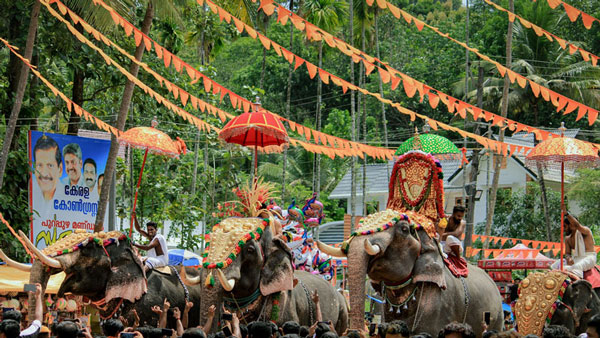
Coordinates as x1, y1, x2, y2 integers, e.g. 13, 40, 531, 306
119, 118, 186, 236
218, 98, 288, 178
526, 122, 600, 270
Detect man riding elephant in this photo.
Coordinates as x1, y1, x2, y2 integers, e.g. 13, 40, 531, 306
318, 151, 503, 336
551, 210, 597, 279
0, 230, 202, 327
180, 179, 348, 334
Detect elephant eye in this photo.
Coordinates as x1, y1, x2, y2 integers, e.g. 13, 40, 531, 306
401, 225, 409, 233
246, 246, 255, 253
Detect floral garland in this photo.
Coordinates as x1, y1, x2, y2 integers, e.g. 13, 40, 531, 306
387, 151, 445, 221
350, 214, 409, 237
342, 213, 414, 254
201, 219, 269, 269
545, 278, 571, 324
48, 233, 128, 257
270, 293, 281, 322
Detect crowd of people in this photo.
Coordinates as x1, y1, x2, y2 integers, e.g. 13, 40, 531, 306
2, 283, 600, 338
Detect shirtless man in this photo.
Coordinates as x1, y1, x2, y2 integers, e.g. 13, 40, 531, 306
439, 205, 466, 258
552, 209, 596, 279
132, 213, 169, 272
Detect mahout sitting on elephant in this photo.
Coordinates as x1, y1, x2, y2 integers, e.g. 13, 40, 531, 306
318, 211, 503, 336
318, 151, 503, 336
0, 229, 202, 327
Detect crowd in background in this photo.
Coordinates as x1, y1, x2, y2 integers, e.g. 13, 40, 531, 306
2, 284, 599, 338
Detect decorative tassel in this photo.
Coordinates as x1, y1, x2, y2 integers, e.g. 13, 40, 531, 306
412, 296, 416, 302
205, 271, 215, 288
396, 307, 401, 314
403, 304, 408, 310
389, 304, 393, 312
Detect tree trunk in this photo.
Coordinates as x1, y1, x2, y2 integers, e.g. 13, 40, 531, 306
259, 13, 269, 90
191, 132, 199, 195
0, 0, 41, 190
361, 24, 367, 216
374, 8, 389, 178
349, 0, 357, 231
314, 40, 323, 195
95, 3, 155, 231
464, 65, 484, 254
28, 53, 39, 131
282, 0, 294, 201
484, 0, 514, 249
67, 23, 85, 135
4, 3, 26, 120
533, 103, 552, 241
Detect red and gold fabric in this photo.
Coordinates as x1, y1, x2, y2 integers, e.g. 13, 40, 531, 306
119, 127, 182, 157
387, 151, 445, 223
219, 111, 288, 149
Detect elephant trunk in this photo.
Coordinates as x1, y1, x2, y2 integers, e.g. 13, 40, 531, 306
199, 269, 223, 333
347, 238, 369, 329
27, 260, 52, 315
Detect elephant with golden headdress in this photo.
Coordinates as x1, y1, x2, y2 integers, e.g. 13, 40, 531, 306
182, 217, 348, 334
0, 230, 202, 327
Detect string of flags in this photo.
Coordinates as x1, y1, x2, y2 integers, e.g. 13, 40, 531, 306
355, 0, 600, 127
537, 0, 600, 30
484, 0, 599, 67
51, 0, 398, 160
202, 0, 536, 157
467, 234, 600, 258
0, 37, 121, 137
253, 0, 598, 148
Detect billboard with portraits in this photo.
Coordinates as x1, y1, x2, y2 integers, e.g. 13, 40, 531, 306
28, 131, 110, 249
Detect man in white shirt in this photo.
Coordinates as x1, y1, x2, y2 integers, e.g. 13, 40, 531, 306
60, 143, 84, 187
132, 213, 169, 272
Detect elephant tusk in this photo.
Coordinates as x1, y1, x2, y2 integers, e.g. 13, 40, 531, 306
18, 230, 62, 269
216, 269, 235, 292
179, 265, 201, 285
0, 249, 31, 272
364, 239, 381, 256
316, 241, 346, 257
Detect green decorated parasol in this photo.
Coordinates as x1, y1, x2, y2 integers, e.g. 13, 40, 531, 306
395, 126, 461, 160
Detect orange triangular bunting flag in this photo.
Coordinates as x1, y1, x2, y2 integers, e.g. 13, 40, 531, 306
306, 62, 317, 79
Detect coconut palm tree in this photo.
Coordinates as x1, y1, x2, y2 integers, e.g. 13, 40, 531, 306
454, 1, 600, 242
0, 0, 134, 188
95, 0, 186, 231
302, 0, 348, 195
353, 0, 374, 214
64, 0, 135, 136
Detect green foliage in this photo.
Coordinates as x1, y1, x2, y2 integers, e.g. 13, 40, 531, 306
569, 168, 600, 239
475, 182, 562, 241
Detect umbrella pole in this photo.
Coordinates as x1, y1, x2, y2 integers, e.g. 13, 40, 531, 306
254, 144, 258, 182
130, 148, 149, 237
560, 160, 565, 271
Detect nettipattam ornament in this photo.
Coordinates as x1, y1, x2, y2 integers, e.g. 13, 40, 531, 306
514, 270, 570, 336
42, 229, 127, 257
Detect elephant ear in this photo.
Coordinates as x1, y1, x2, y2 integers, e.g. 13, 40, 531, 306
412, 229, 446, 289
260, 237, 294, 296
105, 247, 147, 303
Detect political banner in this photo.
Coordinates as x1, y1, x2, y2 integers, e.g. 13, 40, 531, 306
28, 131, 110, 249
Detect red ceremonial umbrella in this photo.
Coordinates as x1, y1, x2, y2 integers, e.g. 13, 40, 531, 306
525, 122, 600, 270
218, 98, 288, 178
119, 118, 186, 236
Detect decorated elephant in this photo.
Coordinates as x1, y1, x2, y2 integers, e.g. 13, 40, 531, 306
515, 271, 600, 336
318, 210, 503, 336
0, 230, 202, 327
182, 217, 348, 334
